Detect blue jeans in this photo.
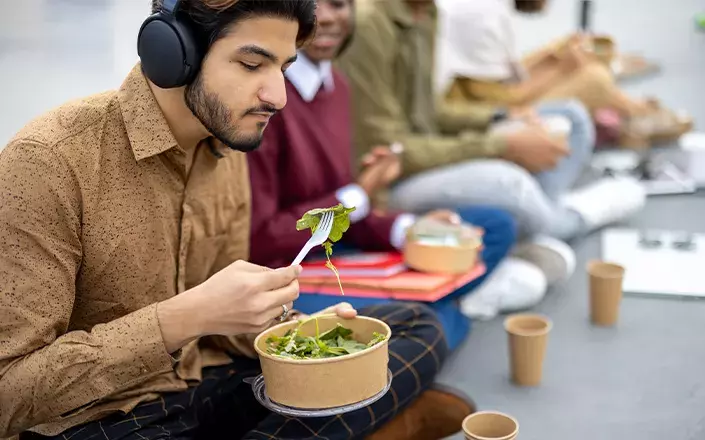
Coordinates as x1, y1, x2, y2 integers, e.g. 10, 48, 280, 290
535, 100, 597, 200
294, 206, 516, 350
388, 100, 595, 241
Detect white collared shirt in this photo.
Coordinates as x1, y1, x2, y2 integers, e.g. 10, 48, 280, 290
285, 53, 417, 249
435, 0, 526, 92
285, 53, 335, 103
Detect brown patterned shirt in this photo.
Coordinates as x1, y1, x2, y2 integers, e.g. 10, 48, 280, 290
0, 65, 258, 438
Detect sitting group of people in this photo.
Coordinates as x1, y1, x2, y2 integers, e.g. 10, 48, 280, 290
0, 0, 692, 439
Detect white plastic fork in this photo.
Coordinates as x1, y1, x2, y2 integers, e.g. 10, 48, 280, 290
291, 211, 334, 266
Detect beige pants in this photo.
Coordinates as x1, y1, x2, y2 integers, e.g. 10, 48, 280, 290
446, 59, 636, 116
539, 61, 626, 114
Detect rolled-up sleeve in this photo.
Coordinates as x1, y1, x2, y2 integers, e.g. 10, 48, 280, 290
0, 141, 175, 438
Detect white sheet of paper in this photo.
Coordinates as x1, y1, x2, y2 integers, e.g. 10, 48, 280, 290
601, 228, 705, 298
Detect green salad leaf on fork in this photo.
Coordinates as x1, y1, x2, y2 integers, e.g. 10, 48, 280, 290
296, 204, 356, 295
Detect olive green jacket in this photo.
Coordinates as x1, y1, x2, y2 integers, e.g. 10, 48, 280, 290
337, 0, 506, 178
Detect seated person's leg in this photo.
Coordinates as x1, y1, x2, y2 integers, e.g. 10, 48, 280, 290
388, 159, 563, 238
24, 358, 268, 440
244, 303, 473, 440
542, 61, 645, 116
533, 100, 596, 199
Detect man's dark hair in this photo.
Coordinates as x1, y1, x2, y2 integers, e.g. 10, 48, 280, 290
151, 0, 317, 47
514, 0, 547, 13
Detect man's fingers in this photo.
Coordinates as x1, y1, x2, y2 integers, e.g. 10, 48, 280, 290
313, 302, 358, 319
266, 301, 296, 324
255, 265, 302, 292
263, 280, 300, 311
232, 260, 273, 273
427, 210, 461, 225
361, 154, 376, 166
371, 146, 392, 157
334, 302, 358, 319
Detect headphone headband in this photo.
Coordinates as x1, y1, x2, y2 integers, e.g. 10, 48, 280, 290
162, 0, 182, 15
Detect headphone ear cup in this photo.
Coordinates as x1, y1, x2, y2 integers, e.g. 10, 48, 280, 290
137, 14, 203, 88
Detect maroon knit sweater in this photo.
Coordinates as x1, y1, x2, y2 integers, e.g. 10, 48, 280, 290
248, 69, 398, 268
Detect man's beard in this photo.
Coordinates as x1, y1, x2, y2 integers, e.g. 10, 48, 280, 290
184, 74, 268, 153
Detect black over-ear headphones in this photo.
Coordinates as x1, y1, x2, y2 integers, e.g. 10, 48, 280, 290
137, 0, 203, 89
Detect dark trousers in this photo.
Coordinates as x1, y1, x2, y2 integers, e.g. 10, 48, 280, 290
27, 303, 447, 440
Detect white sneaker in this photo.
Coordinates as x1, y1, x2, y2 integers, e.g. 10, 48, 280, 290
459, 258, 547, 320
559, 176, 646, 231
512, 235, 576, 286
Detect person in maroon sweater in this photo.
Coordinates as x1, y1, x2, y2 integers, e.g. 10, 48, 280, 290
247, 3, 518, 438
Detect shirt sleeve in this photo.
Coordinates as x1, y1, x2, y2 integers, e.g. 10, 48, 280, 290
337, 13, 507, 179
443, 5, 516, 81
389, 213, 417, 250
335, 184, 371, 223
0, 141, 176, 438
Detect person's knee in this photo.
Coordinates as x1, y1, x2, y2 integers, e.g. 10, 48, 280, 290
363, 303, 446, 347
413, 304, 450, 367
577, 60, 613, 83
470, 206, 518, 250
561, 99, 597, 148
491, 161, 544, 201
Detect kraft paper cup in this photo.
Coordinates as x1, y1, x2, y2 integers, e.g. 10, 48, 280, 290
587, 260, 625, 326
504, 314, 552, 387
463, 411, 519, 440
254, 315, 391, 409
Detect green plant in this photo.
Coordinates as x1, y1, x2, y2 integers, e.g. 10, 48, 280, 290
296, 204, 356, 295
266, 317, 387, 359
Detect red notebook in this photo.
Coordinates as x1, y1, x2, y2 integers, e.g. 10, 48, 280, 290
300, 252, 407, 278
300, 262, 486, 302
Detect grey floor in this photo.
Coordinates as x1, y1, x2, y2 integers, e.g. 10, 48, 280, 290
2, 1, 705, 440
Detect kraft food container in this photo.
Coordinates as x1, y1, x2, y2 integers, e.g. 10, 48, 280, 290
403, 219, 482, 275
254, 315, 391, 409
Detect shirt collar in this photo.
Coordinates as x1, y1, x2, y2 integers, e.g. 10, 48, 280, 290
285, 53, 335, 102
118, 64, 180, 161
381, 0, 437, 29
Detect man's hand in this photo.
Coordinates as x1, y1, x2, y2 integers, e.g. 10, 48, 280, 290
357, 145, 402, 194
157, 260, 302, 353
416, 210, 485, 239
501, 125, 569, 173
509, 106, 542, 126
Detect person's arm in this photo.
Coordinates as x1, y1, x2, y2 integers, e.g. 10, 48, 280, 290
435, 98, 501, 135
0, 141, 177, 438
493, 69, 567, 107
338, 15, 506, 179
521, 34, 574, 72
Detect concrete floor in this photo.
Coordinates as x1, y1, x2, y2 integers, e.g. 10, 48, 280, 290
1, 1, 705, 440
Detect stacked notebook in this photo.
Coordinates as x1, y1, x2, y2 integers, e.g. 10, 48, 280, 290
299, 252, 486, 302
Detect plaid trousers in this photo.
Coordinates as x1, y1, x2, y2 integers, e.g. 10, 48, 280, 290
26, 302, 448, 440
